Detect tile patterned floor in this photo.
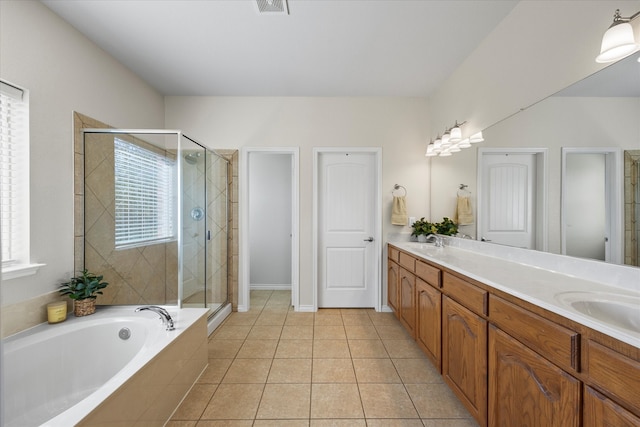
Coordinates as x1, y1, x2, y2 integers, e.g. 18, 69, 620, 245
168, 290, 479, 427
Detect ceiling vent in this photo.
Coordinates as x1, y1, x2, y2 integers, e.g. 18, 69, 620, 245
256, 0, 289, 15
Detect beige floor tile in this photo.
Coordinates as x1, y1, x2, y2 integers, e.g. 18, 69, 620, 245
358, 383, 419, 419
368, 312, 400, 325
310, 383, 364, 419
275, 339, 313, 358
255, 312, 287, 326
313, 339, 350, 358
256, 383, 311, 419
310, 420, 366, 427
375, 324, 413, 340
392, 358, 442, 384
223, 313, 258, 326
366, 420, 425, 427
198, 359, 233, 383
348, 340, 389, 358
316, 308, 342, 315
208, 340, 244, 359
236, 339, 278, 359
222, 358, 272, 383
285, 312, 315, 326
254, 420, 310, 427
196, 421, 253, 427
314, 325, 346, 340
382, 340, 427, 359
200, 383, 264, 419
421, 420, 479, 427
314, 315, 343, 326
247, 325, 283, 340
261, 305, 290, 314
211, 325, 252, 340
172, 384, 218, 420
405, 384, 472, 419
312, 358, 356, 383
268, 358, 312, 383
340, 308, 373, 315
341, 314, 373, 326
281, 325, 314, 339
344, 324, 380, 339
353, 358, 401, 383
166, 421, 197, 427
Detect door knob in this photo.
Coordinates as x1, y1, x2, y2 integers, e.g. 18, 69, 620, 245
364, 237, 374, 242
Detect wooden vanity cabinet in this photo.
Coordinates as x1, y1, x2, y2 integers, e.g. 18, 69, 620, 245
387, 259, 400, 317
416, 277, 441, 369
489, 325, 581, 426
583, 386, 640, 427
398, 267, 416, 337
442, 295, 487, 426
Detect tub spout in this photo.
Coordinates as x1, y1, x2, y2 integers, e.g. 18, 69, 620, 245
135, 305, 175, 331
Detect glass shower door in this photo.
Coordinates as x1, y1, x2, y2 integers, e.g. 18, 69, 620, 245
206, 150, 229, 314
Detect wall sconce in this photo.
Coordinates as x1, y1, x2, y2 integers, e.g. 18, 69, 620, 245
425, 120, 481, 158
596, 9, 640, 63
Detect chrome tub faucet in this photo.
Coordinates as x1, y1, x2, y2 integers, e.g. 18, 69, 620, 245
135, 305, 175, 331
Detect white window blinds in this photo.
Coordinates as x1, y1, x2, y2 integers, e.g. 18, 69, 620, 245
114, 138, 176, 249
0, 81, 29, 267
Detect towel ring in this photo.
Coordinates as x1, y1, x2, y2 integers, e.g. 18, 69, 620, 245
392, 184, 407, 197
457, 184, 471, 196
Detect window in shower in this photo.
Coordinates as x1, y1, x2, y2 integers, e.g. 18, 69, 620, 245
114, 138, 176, 249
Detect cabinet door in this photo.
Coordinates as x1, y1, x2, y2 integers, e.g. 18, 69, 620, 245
387, 259, 400, 317
489, 325, 580, 427
399, 267, 416, 337
442, 296, 487, 426
416, 278, 441, 370
584, 386, 640, 427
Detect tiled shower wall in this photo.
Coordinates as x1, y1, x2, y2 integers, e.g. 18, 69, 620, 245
624, 150, 640, 266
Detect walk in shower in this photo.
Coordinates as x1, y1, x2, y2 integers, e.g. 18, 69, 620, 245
81, 129, 230, 329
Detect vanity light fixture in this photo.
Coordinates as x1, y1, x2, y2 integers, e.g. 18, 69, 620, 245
596, 9, 640, 63
469, 131, 484, 143
449, 121, 464, 142
426, 120, 478, 158
458, 138, 471, 148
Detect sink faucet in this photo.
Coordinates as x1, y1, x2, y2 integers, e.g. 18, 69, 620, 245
135, 305, 175, 331
425, 234, 444, 247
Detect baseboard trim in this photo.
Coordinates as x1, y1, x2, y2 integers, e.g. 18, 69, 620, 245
296, 304, 316, 312
250, 284, 292, 291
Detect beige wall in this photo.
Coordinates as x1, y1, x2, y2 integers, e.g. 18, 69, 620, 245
165, 97, 431, 308
0, 1, 164, 331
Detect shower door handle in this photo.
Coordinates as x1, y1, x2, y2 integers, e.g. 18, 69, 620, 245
207, 230, 211, 241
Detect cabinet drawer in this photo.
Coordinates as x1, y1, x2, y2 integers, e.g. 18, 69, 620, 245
398, 251, 415, 272
388, 246, 400, 263
442, 272, 487, 315
416, 260, 441, 288
586, 340, 640, 413
489, 295, 579, 371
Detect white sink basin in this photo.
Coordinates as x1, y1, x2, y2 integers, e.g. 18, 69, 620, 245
555, 292, 640, 333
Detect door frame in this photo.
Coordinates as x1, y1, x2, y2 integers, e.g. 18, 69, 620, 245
312, 147, 382, 312
560, 147, 622, 264
477, 148, 548, 251
240, 147, 299, 312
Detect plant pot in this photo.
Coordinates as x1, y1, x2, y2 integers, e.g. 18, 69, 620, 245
417, 234, 427, 243
74, 298, 96, 317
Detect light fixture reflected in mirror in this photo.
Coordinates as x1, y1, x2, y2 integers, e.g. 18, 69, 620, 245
425, 120, 477, 158
469, 131, 484, 143
596, 9, 640, 63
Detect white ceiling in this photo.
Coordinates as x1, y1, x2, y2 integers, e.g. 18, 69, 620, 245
42, 0, 518, 97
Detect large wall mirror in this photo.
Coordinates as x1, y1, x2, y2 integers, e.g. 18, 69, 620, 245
430, 52, 640, 266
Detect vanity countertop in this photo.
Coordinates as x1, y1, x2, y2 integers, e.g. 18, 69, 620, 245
389, 240, 640, 350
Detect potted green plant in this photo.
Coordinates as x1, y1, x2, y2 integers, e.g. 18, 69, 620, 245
411, 217, 436, 242
435, 217, 458, 236
59, 269, 109, 316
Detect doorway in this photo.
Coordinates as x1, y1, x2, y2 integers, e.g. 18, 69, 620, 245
561, 148, 622, 263
477, 148, 548, 250
313, 148, 382, 311
241, 147, 299, 312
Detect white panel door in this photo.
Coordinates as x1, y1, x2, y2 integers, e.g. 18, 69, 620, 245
318, 151, 376, 308
480, 153, 536, 249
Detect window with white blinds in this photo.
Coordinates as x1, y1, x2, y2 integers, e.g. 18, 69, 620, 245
114, 138, 176, 249
1, 80, 29, 269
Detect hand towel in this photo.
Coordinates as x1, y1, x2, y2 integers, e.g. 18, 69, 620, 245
391, 196, 407, 226
454, 196, 474, 225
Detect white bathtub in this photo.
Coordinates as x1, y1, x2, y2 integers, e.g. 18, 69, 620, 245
2, 306, 208, 427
